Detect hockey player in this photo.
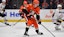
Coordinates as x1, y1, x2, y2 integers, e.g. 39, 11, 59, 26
24, 0, 41, 25
19, 1, 43, 36
19, 0, 41, 25
0, 0, 10, 26
31, 0, 42, 24
19, 1, 29, 25
52, 4, 63, 30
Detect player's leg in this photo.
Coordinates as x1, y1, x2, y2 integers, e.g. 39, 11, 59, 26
33, 19, 43, 35
0, 13, 10, 26
3, 16, 11, 26
24, 26, 30, 36
24, 19, 32, 36
55, 19, 61, 30
34, 23, 43, 35
36, 14, 41, 24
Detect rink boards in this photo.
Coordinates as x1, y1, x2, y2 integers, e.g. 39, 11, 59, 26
0, 9, 64, 22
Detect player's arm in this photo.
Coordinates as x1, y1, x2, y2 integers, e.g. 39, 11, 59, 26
19, 11, 24, 18
1, 4, 6, 13
0, 4, 6, 17
22, 9, 34, 18
0, 8, 5, 13
19, 6, 25, 18
36, 7, 40, 20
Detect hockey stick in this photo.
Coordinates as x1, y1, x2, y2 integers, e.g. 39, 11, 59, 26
0, 17, 22, 26
12, 17, 22, 26
0, 20, 11, 26
0, 16, 11, 26
0, 21, 8, 25
41, 24, 55, 37
12, 9, 28, 26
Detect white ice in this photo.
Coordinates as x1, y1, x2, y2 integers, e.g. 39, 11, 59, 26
0, 22, 64, 37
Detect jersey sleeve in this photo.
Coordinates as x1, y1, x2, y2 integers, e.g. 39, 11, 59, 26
35, 7, 40, 14
19, 6, 24, 13
0, 3, 6, 10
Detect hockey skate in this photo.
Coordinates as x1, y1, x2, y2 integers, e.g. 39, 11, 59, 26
37, 32, 43, 35
24, 32, 29, 36
55, 27, 61, 30
5, 22, 11, 26
36, 29, 43, 35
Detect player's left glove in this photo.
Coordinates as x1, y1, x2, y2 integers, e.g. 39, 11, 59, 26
2, 9, 5, 12
0, 13, 6, 17
19, 13, 24, 18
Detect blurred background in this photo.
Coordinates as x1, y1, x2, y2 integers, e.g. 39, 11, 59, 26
0, 0, 64, 9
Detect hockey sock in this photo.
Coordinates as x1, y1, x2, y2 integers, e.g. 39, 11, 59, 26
36, 29, 39, 33
24, 27, 29, 34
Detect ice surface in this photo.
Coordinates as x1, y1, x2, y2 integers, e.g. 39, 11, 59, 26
0, 22, 64, 37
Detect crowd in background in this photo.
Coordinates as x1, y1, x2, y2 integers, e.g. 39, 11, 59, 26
0, 0, 64, 9
39, 0, 64, 9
